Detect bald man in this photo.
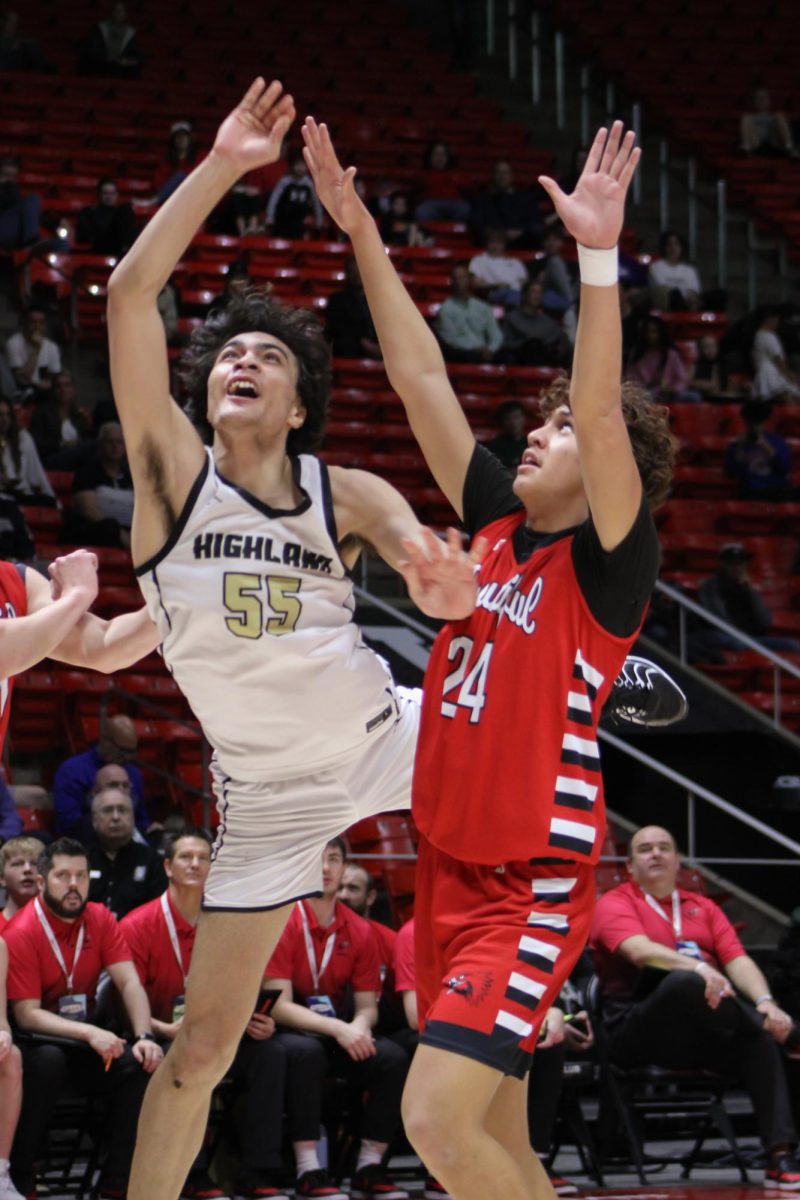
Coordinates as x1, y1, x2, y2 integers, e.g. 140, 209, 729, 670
591, 824, 800, 1186
54, 714, 151, 843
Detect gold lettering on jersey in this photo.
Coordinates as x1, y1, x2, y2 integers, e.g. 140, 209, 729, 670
193, 532, 332, 574
476, 574, 543, 635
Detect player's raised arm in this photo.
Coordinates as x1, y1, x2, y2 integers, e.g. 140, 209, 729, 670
302, 118, 475, 519
538, 123, 643, 550
107, 80, 295, 559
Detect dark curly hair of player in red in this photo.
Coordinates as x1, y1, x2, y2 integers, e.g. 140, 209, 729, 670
537, 375, 678, 510
180, 287, 331, 454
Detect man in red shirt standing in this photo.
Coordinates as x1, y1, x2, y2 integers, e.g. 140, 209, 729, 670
591, 824, 800, 1186
121, 829, 291, 1200
4, 837, 163, 1200
0, 838, 44, 934
264, 839, 409, 1200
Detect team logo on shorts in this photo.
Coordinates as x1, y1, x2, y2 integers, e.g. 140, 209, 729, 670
445, 971, 493, 1007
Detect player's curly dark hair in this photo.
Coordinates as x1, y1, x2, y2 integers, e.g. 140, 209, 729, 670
180, 287, 331, 454
537, 374, 678, 510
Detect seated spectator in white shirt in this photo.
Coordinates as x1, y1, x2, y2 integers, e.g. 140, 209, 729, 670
468, 228, 529, 308
5, 307, 61, 402
434, 265, 503, 363
648, 231, 702, 312
752, 307, 800, 402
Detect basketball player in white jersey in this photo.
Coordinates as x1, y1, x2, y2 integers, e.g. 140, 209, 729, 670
107, 80, 482, 1200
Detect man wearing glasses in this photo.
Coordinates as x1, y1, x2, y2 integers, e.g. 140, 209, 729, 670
53, 714, 153, 843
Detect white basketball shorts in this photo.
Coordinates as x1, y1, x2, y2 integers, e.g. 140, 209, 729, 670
202, 686, 421, 911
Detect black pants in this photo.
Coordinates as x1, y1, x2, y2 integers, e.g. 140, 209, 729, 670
274, 1030, 409, 1145
11, 1039, 149, 1191
223, 1035, 288, 1173
528, 1043, 567, 1155
609, 970, 797, 1150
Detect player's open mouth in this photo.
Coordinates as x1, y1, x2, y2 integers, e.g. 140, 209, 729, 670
227, 377, 259, 399
520, 450, 541, 468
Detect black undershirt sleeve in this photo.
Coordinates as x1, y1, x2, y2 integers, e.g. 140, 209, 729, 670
462, 443, 523, 537
571, 493, 661, 638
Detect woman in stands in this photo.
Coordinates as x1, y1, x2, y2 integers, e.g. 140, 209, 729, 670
303, 115, 677, 1200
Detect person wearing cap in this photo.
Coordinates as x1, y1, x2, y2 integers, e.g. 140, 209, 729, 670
154, 123, 200, 204
693, 543, 800, 659
724, 400, 793, 501
591, 824, 800, 1188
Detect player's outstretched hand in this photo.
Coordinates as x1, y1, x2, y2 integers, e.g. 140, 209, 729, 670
212, 78, 296, 175
399, 528, 487, 621
301, 117, 370, 237
538, 120, 640, 250
48, 548, 99, 608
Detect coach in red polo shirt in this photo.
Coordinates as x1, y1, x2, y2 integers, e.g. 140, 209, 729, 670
591, 824, 800, 1188
121, 828, 291, 1200
4, 837, 162, 1200
264, 838, 410, 1200
337, 862, 408, 1038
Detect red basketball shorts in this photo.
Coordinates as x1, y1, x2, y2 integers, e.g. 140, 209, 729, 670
414, 834, 595, 1078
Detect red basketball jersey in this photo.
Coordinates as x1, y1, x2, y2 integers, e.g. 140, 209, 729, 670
412, 512, 643, 866
0, 561, 27, 753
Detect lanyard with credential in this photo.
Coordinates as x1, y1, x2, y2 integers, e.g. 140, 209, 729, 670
34, 896, 85, 991
644, 889, 682, 938
298, 902, 336, 992
160, 892, 188, 988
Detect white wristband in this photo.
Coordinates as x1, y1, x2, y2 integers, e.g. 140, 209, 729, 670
577, 244, 618, 287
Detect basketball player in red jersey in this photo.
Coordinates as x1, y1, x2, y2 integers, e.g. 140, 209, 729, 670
0, 550, 159, 753
304, 119, 676, 1199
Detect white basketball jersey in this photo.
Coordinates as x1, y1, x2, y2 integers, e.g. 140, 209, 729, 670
136, 450, 397, 780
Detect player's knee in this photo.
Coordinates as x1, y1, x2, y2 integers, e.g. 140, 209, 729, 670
0, 1042, 22, 1083
402, 1090, 462, 1170
169, 1018, 237, 1086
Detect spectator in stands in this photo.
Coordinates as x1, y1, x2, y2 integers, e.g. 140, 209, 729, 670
0, 10, 50, 72
76, 178, 137, 258
265, 151, 323, 240
740, 89, 797, 158
648, 231, 702, 312
265, 838, 410, 1200
337, 862, 405, 1035
501, 279, 571, 366
378, 191, 429, 248
434, 264, 503, 363
0, 399, 55, 505
469, 159, 544, 249
0, 935, 24, 1200
724, 400, 793, 500
4, 837, 162, 1199
414, 141, 470, 224
0, 155, 42, 251
157, 281, 179, 341
0, 837, 43, 931
752, 306, 800, 403
121, 828, 291, 1200
62, 420, 134, 548
626, 315, 699, 402
79, 0, 143, 78
590, 824, 800, 1187
87, 788, 164, 918
538, 225, 578, 341
325, 257, 382, 360
53, 714, 151, 843
0, 779, 23, 846
5, 306, 61, 402
468, 228, 529, 308
558, 146, 589, 198
153, 122, 200, 205
484, 399, 528, 469
29, 369, 92, 469
693, 543, 800, 657
690, 335, 732, 399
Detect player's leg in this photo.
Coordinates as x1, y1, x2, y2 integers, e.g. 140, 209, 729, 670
402, 1045, 533, 1200
485, 1074, 555, 1200
128, 905, 293, 1200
